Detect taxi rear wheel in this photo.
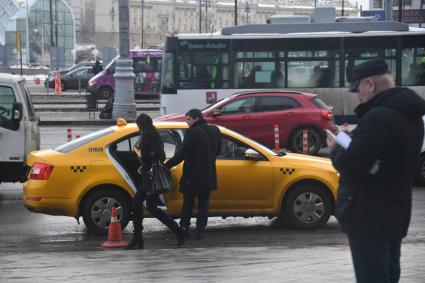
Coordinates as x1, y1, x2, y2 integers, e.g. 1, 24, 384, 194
82, 189, 131, 235
283, 184, 332, 230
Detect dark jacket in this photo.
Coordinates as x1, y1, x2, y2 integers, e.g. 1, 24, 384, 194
135, 126, 166, 175
331, 87, 425, 240
199, 122, 222, 190
165, 120, 220, 193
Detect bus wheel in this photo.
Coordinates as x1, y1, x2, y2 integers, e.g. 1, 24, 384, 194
289, 128, 322, 155
99, 87, 113, 99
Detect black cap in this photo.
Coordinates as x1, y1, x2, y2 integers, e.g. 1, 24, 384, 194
349, 59, 391, 92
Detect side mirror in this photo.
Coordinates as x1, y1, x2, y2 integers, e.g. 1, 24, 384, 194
12, 102, 23, 121
210, 110, 222, 117
245, 148, 263, 161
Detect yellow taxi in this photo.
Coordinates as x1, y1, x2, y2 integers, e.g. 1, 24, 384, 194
24, 119, 339, 235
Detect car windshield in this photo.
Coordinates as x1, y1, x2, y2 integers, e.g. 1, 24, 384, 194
201, 97, 229, 112
55, 128, 114, 153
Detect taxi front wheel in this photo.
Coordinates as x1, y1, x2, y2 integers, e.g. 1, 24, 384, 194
283, 184, 333, 230
82, 189, 131, 235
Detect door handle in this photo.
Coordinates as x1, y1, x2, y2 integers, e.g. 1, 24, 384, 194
242, 115, 253, 119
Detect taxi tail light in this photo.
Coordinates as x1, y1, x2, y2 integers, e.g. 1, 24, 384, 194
321, 110, 333, 121
30, 163, 54, 180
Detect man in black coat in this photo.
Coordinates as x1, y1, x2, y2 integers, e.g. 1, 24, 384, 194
165, 108, 221, 239
327, 59, 425, 283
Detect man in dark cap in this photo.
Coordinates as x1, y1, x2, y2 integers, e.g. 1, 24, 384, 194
327, 59, 425, 282
165, 108, 221, 240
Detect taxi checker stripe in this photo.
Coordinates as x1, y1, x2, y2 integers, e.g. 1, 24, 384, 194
280, 168, 295, 175
70, 166, 87, 173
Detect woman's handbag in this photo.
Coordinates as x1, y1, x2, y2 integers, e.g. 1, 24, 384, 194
147, 160, 174, 195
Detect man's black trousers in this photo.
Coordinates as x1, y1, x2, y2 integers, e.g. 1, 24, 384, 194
179, 191, 211, 231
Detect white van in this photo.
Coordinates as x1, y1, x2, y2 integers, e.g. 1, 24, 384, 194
0, 73, 40, 183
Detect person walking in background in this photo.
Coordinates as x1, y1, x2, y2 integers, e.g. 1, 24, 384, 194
92, 59, 103, 75
327, 59, 425, 282
165, 109, 221, 240
126, 113, 188, 250
271, 62, 284, 88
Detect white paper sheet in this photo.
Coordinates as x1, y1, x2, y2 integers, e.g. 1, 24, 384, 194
336, 131, 352, 149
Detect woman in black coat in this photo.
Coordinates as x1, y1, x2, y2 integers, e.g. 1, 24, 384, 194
126, 113, 188, 249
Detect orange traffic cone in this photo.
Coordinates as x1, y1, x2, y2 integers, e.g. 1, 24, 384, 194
101, 207, 128, 248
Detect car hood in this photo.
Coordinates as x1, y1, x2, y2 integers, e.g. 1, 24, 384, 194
154, 113, 186, 122
278, 153, 336, 172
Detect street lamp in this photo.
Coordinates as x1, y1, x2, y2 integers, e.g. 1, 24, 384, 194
234, 0, 238, 26
205, 0, 211, 33
112, 0, 137, 120
141, 0, 144, 48
244, 1, 250, 24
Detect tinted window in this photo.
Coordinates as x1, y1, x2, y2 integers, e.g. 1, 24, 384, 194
256, 96, 300, 112
0, 86, 16, 130
310, 97, 330, 109
18, 81, 35, 120
220, 97, 256, 115
217, 136, 250, 160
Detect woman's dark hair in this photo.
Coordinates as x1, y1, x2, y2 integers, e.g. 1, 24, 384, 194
136, 113, 153, 133
185, 108, 205, 122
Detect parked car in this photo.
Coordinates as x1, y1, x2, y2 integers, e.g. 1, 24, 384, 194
23, 119, 339, 235
45, 66, 95, 91
44, 62, 97, 88
156, 91, 338, 155
0, 73, 40, 184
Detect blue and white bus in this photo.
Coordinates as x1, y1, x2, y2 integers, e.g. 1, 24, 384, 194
160, 12, 425, 124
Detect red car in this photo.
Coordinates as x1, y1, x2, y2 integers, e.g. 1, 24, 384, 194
156, 91, 338, 155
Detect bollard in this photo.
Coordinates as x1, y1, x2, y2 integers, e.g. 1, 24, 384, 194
76, 134, 80, 139
302, 130, 309, 155
54, 72, 62, 95
67, 128, 72, 142
274, 124, 280, 152
35, 77, 41, 85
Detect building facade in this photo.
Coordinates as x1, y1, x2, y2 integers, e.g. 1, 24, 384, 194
94, 0, 359, 52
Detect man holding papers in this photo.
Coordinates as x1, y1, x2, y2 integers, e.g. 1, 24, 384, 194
327, 59, 425, 283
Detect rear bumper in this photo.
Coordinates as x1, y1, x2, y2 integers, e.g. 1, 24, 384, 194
23, 181, 77, 216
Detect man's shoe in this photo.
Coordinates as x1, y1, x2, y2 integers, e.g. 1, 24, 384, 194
181, 225, 191, 238
177, 229, 189, 246
194, 230, 202, 240
125, 236, 144, 250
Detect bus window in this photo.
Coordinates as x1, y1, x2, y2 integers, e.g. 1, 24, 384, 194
401, 48, 425, 86
344, 49, 396, 86
287, 49, 339, 88
161, 52, 176, 94
237, 61, 275, 88
178, 49, 229, 89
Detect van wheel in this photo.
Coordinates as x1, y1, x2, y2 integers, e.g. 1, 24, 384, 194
289, 128, 322, 155
283, 184, 332, 230
82, 189, 131, 235
415, 154, 425, 186
99, 87, 113, 99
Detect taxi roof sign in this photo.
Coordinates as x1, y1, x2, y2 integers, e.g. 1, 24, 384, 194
116, 118, 127, 127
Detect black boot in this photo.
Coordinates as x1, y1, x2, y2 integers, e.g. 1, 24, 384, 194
176, 227, 189, 246
125, 233, 144, 250
125, 199, 144, 250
